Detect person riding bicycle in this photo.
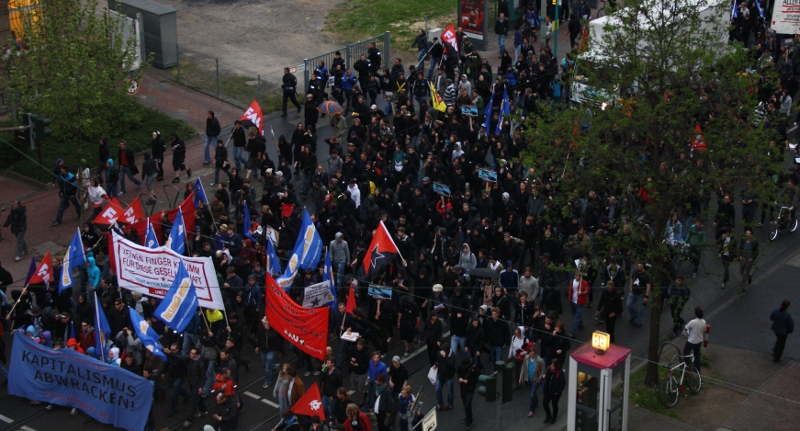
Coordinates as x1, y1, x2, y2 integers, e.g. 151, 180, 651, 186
774, 178, 799, 226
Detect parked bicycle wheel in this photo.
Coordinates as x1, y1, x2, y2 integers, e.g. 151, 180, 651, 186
789, 216, 799, 233
769, 223, 779, 241
658, 375, 679, 408
685, 365, 702, 394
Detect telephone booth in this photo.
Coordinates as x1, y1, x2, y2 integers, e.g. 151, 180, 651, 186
567, 340, 631, 431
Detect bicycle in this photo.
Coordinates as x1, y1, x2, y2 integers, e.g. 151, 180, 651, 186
658, 352, 702, 407
669, 240, 691, 272
769, 205, 798, 241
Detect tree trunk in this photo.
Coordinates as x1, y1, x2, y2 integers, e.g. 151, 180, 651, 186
644, 280, 663, 386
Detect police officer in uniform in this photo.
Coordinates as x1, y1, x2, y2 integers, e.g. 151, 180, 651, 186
282, 67, 301, 117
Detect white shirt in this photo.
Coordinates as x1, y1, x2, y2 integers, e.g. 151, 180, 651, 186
685, 318, 706, 344
348, 184, 361, 208
571, 279, 581, 303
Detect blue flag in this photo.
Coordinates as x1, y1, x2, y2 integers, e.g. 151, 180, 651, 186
94, 291, 112, 361
154, 261, 199, 333
25, 256, 36, 285
128, 307, 167, 361
276, 208, 322, 288
265, 235, 281, 276
145, 221, 160, 249
484, 86, 495, 132
244, 200, 256, 242
193, 178, 208, 207
323, 249, 336, 311
165, 208, 186, 255
59, 228, 87, 293
496, 88, 510, 135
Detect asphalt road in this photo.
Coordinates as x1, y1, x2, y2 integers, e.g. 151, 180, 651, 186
2, 110, 800, 431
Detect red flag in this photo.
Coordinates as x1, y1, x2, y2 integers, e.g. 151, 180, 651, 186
240, 100, 264, 135
93, 198, 125, 225
691, 124, 707, 152
290, 383, 325, 420
27, 252, 53, 286
120, 199, 144, 225
345, 286, 357, 315
134, 195, 196, 243
264, 274, 329, 360
358, 221, 401, 281
441, 23, 458, 52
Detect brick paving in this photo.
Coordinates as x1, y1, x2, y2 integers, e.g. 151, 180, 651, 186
718, 361, 800, 431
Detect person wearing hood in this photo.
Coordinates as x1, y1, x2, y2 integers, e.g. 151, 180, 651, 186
108, 347, 122, 366
568, 13, 582, 48
434, 342, 456, 411
66, 337, 85, 354
151, 131, 166, 180
329, 232, 350, 287
97, 137, 111, 177
105, 158, 119, 198
458, 244, 477, 273
4, 200, 28, 261
457, 355, 480, 429
141, 151, 158, 205
117, 140, 141, 196
53, 164, 81, 226
171, 132, 191, 183
86, 255, 101, 295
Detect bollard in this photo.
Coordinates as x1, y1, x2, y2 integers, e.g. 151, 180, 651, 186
257, 74, 262, 107
216, 57, 220, 97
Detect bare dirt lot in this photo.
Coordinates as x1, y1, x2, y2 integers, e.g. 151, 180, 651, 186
157, 0, 348, 87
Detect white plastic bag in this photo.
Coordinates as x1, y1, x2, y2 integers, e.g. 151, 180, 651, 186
427, 366, 437, 385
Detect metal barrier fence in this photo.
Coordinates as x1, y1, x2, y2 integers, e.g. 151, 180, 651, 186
302, 32, 391, 92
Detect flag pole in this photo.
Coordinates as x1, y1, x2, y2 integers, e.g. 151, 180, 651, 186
414, 38, 442, 72
7, 284, 31, 329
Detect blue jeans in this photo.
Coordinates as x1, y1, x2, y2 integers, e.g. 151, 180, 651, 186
383, 95, 393, 115
627, 291, 643, 325
55, 194, 81, 224
571, 302, 585, 333
301, 172, 312, 196
105, 182, 118, 199
233, 146, 245, 170
204, 135, 217, 164
428, 58, 441, 79
498, 35, 506, 55
182, 332, 199, 355
467, 347, 482, 368
170, 378, 191, 413
119, 165, 141, 194
335, 262, 346, 288
322, 396, 335, 425
450, 335, 466, 356
417, 49, 426, 71
278, 393, 288, 412
435, 376, 454, 408
490, 346, 503, 364
528, 381, 541, 412
203, 360, 216, 395
260, 350, 277, 385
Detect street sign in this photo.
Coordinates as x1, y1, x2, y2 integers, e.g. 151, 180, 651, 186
288, 66, 297, 74
297, 63, 306, 72
422, 407, 437, 431
126, 78, 139, 95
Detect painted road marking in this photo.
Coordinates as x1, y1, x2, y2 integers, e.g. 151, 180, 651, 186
260, 398, 280, 408
0, 415, 12, 424
243, 391, 261, 400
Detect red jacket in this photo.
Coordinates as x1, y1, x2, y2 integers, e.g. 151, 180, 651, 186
568, 278, 590, 305
344, 411, 373, 431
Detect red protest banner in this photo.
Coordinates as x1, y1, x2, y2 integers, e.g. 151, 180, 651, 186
264, 274, 329, 360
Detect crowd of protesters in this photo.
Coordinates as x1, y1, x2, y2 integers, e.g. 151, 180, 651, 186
1, 1, 799, 431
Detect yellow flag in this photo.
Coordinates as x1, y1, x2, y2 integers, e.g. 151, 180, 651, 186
429, 81, 447, 113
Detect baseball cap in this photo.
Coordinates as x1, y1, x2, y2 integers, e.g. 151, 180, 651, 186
392, 355, 401, 363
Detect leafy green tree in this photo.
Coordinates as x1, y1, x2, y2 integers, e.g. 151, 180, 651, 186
522, 0, 782, 386
4, 0, 144, 162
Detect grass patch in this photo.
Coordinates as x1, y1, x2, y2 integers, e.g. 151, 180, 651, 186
627, 365, 679, 419
166, 57, 284, 114
0, 99, 195, 183
326, 0, 458, 51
